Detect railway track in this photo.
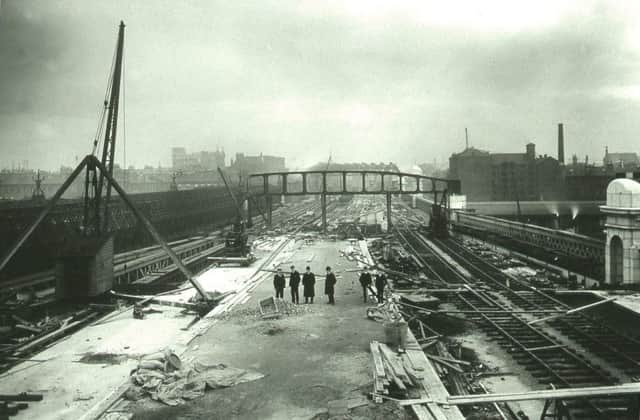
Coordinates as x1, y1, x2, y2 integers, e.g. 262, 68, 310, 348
0, 200, 324, 375
0, 200, 320, 297
432, 236, 640, 381
394, 225, 638, 419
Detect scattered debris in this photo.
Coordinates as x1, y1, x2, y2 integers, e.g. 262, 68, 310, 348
78, 352, 129, 365
258, 296, 281, 319
258, 322, 285, 336
370, 341, 422, 401
218, 299, 312, 323
126, 348, 264, 406
0, 392, 44, 418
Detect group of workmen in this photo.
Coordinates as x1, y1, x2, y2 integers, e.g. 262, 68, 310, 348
357, 267, 388, 303
273, 265, 387, 305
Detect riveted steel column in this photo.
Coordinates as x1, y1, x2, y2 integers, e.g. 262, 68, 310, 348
342, 172, 347, 194
386, 192, 392, 230
267, 195, 273, 228
432, 180, 437, 204
281, 174, 287, 206
321, 193, 327, 233
361, 172, 366, 193
321, 172, 327, 232
302, 173, 307, 194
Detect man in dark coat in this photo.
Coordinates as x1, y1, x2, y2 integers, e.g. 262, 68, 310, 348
273, 268, 286, 299
374, 271, 388, 303
325, 266, 337, 305
358, 268, 372, 303
302, 266, 316, 304
289, 265, 300, 304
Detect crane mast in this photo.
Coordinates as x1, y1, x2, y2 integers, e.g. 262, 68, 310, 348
83, 21, 125, 235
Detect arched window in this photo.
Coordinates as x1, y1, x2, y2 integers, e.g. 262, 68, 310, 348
610, 235, 623, 284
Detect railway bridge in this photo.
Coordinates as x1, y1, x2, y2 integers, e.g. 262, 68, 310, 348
246, 169, 461, 232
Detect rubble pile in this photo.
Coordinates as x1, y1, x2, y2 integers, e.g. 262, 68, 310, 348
217, 299, 312, 323
126, 349, 264, 406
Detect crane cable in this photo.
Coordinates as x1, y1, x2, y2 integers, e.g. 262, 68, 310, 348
121, 40, 126, 188
91, 41, 118, 157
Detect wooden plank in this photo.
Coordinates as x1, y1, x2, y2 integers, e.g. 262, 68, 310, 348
421, 340, 438, 350
370, 341, 386, 378
417, 319, 442, 338
14, 324, 43, 334
411, 404, 435, 420
426, 355, 464, 374
446, 383, 640, 405
379, 344, 412, 385
401, 354, 423, 382
404, 341, 465, 420
383, 359, 406, 391
527, 297, 617, 325
428, 354, 471, 367
13, 313, 98, 356
525, 344, 567, 352
399, 398, 436, 406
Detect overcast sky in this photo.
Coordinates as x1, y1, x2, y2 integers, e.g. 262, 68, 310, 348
1, 0, 640, 171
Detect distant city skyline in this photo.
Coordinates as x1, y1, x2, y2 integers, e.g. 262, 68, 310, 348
2, 1, 640, 171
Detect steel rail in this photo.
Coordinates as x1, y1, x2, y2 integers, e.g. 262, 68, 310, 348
394, 227, 631, 419
433, 237, 640, 375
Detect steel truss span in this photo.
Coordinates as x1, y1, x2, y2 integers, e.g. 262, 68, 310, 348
247, 170, 461, 196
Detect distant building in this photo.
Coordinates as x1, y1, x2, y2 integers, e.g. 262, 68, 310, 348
171, 147, 226, 171
565, 148, 640, 200
171, 147, 188, 170
448, 147, 492, 201
603, 147, 639, 170
307, 162, 399, 172
449, 143, 564, 201
228, 153, 286, 180
0, 164, 172, 200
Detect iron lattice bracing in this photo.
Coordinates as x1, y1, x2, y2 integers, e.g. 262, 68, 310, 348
0, 155, 212, 302
0, 185, 243, 280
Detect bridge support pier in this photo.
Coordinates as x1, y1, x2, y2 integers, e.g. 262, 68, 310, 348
321, 193, 327, 233
386, 193, 392, 231
266, 196, 272, 228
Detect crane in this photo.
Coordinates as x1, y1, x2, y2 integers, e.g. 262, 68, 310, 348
83, 21, 125, 236
217, 167, 250, 255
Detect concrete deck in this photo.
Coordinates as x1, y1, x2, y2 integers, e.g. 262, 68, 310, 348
0, 237, 465, 420
128, 239, 461, 420
0, 238, 293, 420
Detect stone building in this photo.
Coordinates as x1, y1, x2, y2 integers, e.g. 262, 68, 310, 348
601, 178, 640, 285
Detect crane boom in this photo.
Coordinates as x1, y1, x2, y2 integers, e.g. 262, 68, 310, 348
84, 21, 125, 235
217, 167, 243, 219
97, 20, 125, 233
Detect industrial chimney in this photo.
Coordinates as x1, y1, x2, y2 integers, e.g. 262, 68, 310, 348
557, 123, 565, 164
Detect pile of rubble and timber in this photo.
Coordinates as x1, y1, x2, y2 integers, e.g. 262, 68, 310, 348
463, 239, 562, 289
125, 348, 264, 407
0, 306, 109, 373
0, 392, 43, 419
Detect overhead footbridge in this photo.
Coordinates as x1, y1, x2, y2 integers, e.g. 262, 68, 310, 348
246, 170, 461, 232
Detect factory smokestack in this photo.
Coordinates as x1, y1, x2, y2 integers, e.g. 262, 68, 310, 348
557, 123, 565, 164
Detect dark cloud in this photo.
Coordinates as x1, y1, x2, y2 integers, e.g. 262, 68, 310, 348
0, 0, 639, 170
